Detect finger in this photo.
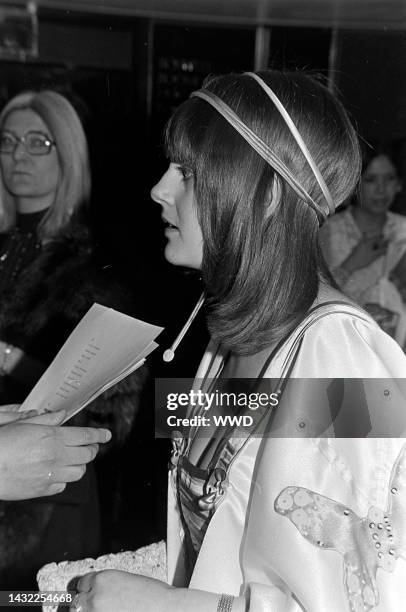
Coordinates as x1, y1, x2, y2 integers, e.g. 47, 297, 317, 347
63, 444, 99, 466
46, 482, 67, 496
18, 410, 39, 418
77, 571, 99, 593
61, 427, 112, 446
0, 404, 20, 412
52, 464, 87, 484
14, 410, 45, 423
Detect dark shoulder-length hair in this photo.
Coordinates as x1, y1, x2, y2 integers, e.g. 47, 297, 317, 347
165, 70, 361, 355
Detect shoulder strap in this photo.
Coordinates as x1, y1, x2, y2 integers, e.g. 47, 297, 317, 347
257, 300, 370, 380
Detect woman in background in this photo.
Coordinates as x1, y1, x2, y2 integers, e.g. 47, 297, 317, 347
321, 145, 406, 346
0, 90, 89, 289
0, 90, 90, 385
75, 72, 406, 611
0, 90, 147, 589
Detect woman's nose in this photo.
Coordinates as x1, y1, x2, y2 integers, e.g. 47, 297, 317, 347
377, 182, 392, 198
150, 172, 173, 207
12, 142, 28, 161
150, 182, 162, 205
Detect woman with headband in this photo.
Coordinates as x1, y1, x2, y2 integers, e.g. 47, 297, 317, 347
74, 72, 406, 611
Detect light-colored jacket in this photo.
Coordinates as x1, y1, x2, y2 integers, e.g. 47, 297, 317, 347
167, 303, 406, 611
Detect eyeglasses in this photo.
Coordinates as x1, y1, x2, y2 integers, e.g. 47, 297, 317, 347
0, 130, 56, 156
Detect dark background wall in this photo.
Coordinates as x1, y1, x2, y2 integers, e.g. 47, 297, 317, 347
2, 12, 405, 277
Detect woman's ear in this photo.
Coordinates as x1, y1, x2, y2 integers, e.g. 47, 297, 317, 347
265, 176, 282, 218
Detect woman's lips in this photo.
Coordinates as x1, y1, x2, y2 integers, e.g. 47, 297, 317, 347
162, 218, 179, 231
164, 226, 179, 236
372, 199, 390, 208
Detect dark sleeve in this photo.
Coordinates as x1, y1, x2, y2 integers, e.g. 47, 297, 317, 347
0, 236, 150, 445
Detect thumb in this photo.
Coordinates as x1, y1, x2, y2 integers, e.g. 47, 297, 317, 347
0, 411, 26, 425
22, 409, 67, 426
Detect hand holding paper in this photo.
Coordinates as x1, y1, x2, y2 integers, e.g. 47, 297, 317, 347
19, 304, 163, 423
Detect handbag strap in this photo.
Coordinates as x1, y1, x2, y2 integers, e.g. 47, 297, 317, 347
210, 302, 370, 471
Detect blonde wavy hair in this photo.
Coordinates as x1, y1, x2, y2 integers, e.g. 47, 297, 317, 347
0, 90, 91, 240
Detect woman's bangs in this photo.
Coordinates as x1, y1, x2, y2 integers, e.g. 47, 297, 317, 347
164, 102, 198, 170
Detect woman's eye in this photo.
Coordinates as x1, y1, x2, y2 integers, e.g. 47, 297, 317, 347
0, 135, 13, 147
364, 175, 398, 187
176, 165, 193, 181
30, 138, 44, 148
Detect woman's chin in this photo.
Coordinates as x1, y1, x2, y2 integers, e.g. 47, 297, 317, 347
164, 245, 202, 270
363, 200, 392, 216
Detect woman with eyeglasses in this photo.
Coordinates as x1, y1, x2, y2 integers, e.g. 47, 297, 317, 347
0, 91, 147, 590
0, 90, 90, 385
0, 91, 89, 296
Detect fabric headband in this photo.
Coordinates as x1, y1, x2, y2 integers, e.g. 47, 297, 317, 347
190, 72, 335, 224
